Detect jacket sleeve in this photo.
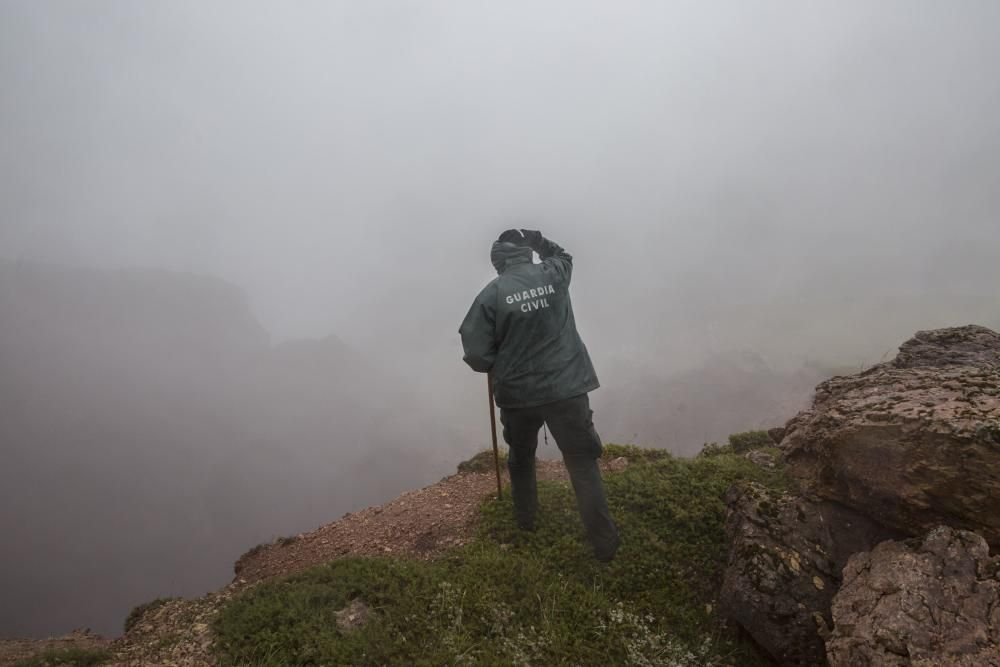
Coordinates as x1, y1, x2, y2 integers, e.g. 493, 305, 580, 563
459, 285, 498, 373
528, 234, 573, 285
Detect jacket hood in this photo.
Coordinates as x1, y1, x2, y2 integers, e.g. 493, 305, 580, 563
490, 242, 533, 274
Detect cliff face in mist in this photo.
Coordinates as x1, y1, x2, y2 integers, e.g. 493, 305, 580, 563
4, 259, 957, 642
0, 261, 438, 638
4, 320, 998, 667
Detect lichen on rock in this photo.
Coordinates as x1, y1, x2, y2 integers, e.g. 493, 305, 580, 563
827, 525, 1000, 667
780, 325, 1000, 547
720, 482, 897, 665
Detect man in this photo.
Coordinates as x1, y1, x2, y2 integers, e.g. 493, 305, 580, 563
459, 229, 620, 562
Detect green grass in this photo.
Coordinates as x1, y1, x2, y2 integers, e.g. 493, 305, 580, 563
456, 447, 509, 473
698, 430, 773, 458
214, 445, 787, 666
11, 647, 111, 667
726, 431, 772, 454
602, 443, 674, 463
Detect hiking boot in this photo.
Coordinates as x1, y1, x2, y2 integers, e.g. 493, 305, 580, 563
595, 533, 621, 563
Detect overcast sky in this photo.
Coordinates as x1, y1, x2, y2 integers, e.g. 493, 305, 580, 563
4, 0, 999, 349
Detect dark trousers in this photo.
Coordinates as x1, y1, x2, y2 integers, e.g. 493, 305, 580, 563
499, 393, 619, 558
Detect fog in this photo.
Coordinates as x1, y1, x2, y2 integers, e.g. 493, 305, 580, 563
2, 0, 999, 638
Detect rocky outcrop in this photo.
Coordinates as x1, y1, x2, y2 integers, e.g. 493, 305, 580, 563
720, 482, 899, 666
744, 448, 778, 469
723, 325, 1000, 665
827, 526, 1000, 667
781, 324, 1000, 546
893, 326, 1000, 369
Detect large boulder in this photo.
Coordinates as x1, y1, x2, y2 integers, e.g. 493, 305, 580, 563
720, 482, 899, 666
780, 325, 1000, 546
827, 525, 1000, 666
893, 326, 1000, 369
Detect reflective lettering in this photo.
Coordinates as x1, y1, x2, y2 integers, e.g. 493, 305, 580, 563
513, 290, 554, 313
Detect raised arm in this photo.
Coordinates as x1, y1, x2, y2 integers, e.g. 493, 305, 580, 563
521, 229, 573, 285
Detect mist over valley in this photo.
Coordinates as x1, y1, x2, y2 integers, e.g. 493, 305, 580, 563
2, 0, 999, 642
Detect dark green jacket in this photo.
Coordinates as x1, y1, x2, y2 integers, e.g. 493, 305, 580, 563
459, 235, 599, 409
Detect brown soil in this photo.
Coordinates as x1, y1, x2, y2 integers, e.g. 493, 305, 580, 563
232, 459, 578, 585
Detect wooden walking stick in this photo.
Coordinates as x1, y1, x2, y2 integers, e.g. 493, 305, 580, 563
487, 371, 503, 500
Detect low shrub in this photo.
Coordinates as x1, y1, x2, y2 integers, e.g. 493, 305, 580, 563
727, 430, 771, 453
601, 443, 673, 463
697, 441, 732, 458
457, 448, 508, 473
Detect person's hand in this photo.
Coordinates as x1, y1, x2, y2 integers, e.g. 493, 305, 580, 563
519, 229, 543, 249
